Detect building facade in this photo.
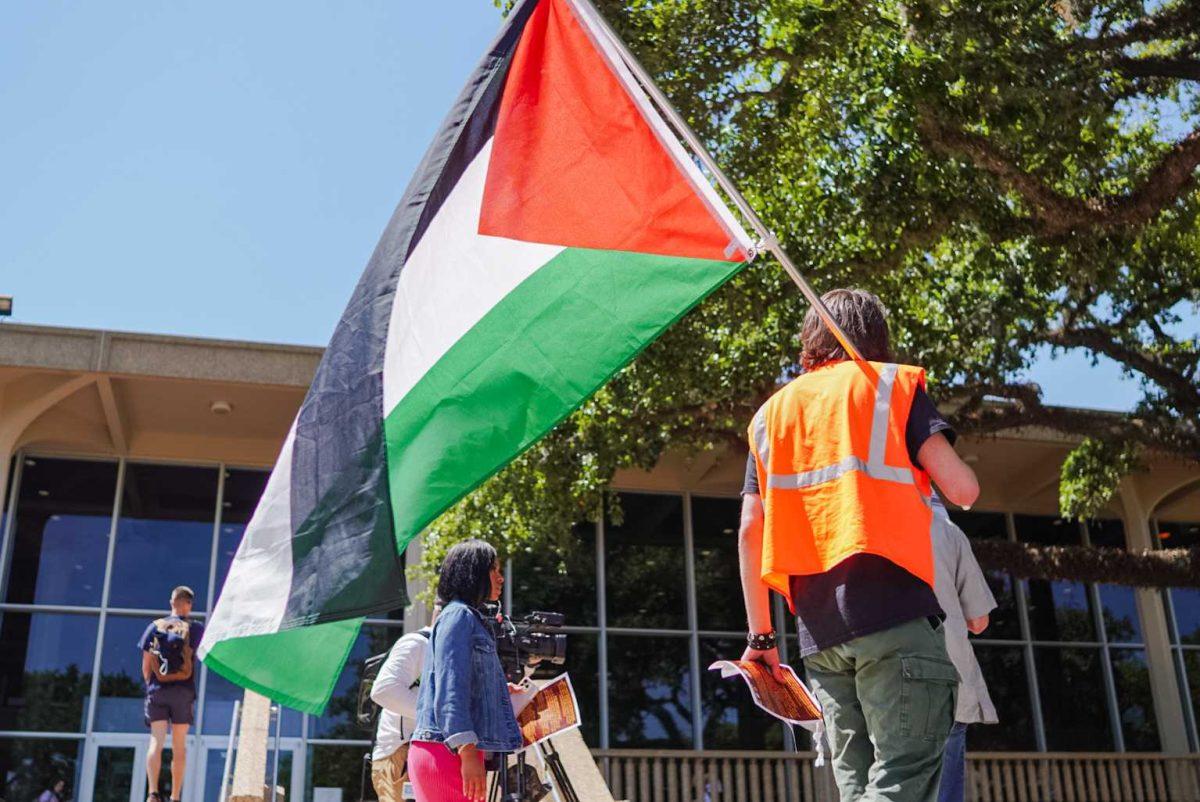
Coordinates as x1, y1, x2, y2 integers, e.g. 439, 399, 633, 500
0, 323, 1197, 802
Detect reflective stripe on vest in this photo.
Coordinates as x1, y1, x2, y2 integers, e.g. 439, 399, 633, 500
751, 360, 936, 599
753, 364, 926, 496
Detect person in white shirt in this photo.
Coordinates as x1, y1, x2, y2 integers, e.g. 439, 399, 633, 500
930, 498, 998, 802
371, 606, 438, 802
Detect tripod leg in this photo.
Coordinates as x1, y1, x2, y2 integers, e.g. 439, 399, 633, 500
538, 743, 580, 802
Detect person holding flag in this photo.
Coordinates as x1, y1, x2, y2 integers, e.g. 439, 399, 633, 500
738, 289, 981, 802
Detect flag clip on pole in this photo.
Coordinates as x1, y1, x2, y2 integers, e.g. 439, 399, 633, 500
570, 0, 865, 364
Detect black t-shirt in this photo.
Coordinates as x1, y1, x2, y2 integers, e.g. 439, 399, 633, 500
743, 386, 954, 657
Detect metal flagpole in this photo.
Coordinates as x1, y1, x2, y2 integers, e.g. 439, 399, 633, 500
570, 0, 865, 364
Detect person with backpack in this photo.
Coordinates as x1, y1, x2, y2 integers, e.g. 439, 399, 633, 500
139, 585, 204, 802
738, 289, 981, 802
370, 604, 440, 802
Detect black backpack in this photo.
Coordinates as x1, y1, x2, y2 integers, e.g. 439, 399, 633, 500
355, 629, 429, 730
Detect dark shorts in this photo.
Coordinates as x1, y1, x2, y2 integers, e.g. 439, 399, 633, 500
144, 683, 195, 727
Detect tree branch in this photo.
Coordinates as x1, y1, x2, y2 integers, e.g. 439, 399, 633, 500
1074, 2, 1200, 52
1116, 55, 1200, 81
1045, 326, 1200, 413
916, 110, 1200, 237
952, 381, 1200, 464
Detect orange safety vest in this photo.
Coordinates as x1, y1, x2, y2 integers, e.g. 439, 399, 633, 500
748, 360, 935, 605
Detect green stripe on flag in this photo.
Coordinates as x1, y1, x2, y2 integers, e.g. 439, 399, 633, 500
202, 617, 363, 715
384, 246, 741, 548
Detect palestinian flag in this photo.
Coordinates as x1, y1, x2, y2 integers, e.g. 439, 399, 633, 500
200, 0, 753, 714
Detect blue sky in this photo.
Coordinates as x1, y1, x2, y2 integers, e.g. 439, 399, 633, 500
0, 2, 1164, 411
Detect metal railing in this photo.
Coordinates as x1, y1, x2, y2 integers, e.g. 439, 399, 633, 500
591, 750, 1200, 802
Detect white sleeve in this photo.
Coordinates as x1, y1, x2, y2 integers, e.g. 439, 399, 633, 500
370, 633, 426, 719
952, 527, 997, 621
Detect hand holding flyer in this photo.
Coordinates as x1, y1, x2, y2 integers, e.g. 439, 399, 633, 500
708, 660, 823, 730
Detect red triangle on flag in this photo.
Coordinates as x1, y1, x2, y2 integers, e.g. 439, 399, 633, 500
479, 0, 739, 262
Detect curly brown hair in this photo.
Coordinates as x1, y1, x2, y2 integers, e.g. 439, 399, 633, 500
800, 289, 892, 371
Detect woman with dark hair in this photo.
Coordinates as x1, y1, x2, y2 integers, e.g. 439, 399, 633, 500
36, 779, 67, 802
409, 539, 521, 802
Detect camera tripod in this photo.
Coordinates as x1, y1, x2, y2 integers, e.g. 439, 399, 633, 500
490, 741, 580, 802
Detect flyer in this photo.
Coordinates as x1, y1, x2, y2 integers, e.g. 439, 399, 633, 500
511, 673, 582, 749
708, 660, 823, 730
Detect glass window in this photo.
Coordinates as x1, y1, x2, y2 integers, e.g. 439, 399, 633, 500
0, 612, 98, 732
692, 497, 745, 633
950, 512, 1021, 640
0, 737, 83, 802
4, 457, 117, 606
204, 746, 292, 802
699, 637, 784, 750
530, 632, 600, 746
1182, 651, 1200, 743
969, 645, 1037, 750
976, 571, 1022, 642
1097, 584, 1143, 644
1110, 648, 1160, 751
606, 634, 692, 748
605, 494, 687, 630
1035, 646, 1114, 750
511, 522, 597, 627
1085, 520, 1144, 644
94, 615, 158, 732
108, 464, 218, 611
1086, 518, 1126, 548
201, 670, 301, 737
1026, 579, 1097, 642
1172, 590, 1200, 645
1017, 515, 1097, 642
213, 469, 269, 604
2, 455, 14, 515
949, 511, 1008, 541
312, 624, 402, 739
1157, 520, 1199, 549
95, 745, 139, 802
1163, 521, 1200, 645
307, 745, 370, 802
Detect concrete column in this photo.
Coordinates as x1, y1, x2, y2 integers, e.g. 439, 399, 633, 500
1119, 481, 1190, 754
402, 535, 429, 633
230, 689, 272, 802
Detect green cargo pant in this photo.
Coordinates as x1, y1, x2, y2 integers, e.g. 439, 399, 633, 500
804, 617, 959, 802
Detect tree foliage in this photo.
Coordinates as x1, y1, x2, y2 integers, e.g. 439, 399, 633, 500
425, 0, 1200, 579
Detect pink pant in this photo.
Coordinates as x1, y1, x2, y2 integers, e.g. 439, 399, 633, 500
407, 741, 484, 802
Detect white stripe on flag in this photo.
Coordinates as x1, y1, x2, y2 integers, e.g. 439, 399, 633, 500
199, 422, 297, 654
381, 139, 565, 415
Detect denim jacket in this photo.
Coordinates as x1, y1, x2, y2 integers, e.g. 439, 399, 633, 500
412, 600, 522, 752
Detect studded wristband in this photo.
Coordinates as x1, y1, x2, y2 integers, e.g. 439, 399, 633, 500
746, 630, 777, 651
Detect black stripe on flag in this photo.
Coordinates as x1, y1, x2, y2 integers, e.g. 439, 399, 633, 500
282, 0, 541, 626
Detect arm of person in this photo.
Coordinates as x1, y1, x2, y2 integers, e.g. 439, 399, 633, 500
738, 493, 787, 680
371, 633, 425, 719
948, 524, 997, 633
142, 649, 157, 685
918, 432, 980, 509
430, 607, 479, 751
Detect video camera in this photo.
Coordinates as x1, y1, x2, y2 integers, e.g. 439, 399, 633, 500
482, 604, 568, 684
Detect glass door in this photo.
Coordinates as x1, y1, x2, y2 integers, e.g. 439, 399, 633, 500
91, 744, 138, 802
81, 734, 207, 802
81, 734, 144, 802
197, 737, 304, 802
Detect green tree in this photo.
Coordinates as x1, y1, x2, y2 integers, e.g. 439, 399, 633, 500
426, 0, 1200, 572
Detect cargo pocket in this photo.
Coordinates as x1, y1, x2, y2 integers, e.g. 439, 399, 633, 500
900, 656, 959, 741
